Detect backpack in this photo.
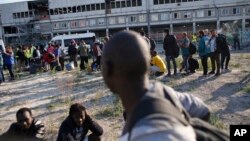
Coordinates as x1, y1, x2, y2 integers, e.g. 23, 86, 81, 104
174, 45, 180, 58
126, 83, 229, 141
189, 42, 197, 55
33, 50, 38, 58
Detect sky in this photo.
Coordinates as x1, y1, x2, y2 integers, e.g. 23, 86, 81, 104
0, 0, 35, 4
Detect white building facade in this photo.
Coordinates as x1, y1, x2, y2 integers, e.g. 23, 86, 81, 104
0, 0, 249, 44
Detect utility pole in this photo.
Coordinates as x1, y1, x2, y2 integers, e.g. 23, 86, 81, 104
146, 0, 151, 36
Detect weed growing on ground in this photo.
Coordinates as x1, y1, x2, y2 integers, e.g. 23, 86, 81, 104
94, 95, 123, 119
209, 114, 227, 130
243, 86, 250, 93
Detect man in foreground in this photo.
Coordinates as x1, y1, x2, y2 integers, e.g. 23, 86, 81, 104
101, 31, 196, 141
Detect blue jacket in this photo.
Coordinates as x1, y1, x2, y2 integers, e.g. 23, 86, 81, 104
204, 35, 211, 54
4, 53, 15, 65
198, 36, 208, 57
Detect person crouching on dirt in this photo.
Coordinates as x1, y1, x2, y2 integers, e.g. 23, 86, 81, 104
150, 50, 166, 76
0, 108, 46, 141
57, 103, 103, 141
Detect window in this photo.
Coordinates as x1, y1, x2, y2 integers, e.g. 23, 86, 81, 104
170, 0, 175, 3
159, 0, 164, 4
86, 5, 91, 11
63, 8, 67, 14
111, 1, 115, 8
60, 22, 68, 29
79, 20, 86, 27
160, 13, 169, 20
29, 11, 33, 17
59, 8, 63, 14
71, 21, 78, 28
151, 14, 159, 21
127, 0, 131, 7
25, 12, 28, 17
101, 3, 105, 10
221, 9, 229, 16
177, 0, 181, 3
233, 8, 240, 15
116, 1, 121, 8
132, 0, 136, 7
77, 6, 81, 12
109, 17, 116, 25
121, 1, 126, 8
183, 12, 191, 18
137, 0, 142, 6
196, 10, 204, 17
208, 10, 215, 17
13, 13, 17, 19
96, 4, 100, 10
91, 4, 95, 11
188, 0, 193, 2
89, 19, 96, 26
68, 7, 72, 13
17, 13, 21, 18
118, 16, 125, 24
165, 0, 170, 3
129, 15, 137, 23
72, 6, 76, 13
139, 15, 146, 22
21, 12, 25, 18
53, 23, 59, 29
182, 0, 188, 2
173, 12, 181, 19
154, 0, 158, 5
98, 18, 105, 25
82, 5, 86, 11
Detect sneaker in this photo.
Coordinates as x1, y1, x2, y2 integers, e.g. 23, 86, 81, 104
209, 71, 215, 74
214, 73, 220, 76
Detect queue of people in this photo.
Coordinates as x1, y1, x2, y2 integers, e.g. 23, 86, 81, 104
0, 31, 229, 141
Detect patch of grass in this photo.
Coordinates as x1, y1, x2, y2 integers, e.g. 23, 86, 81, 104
239, 54, 250, 59
230, 62, 240, 68
94, 97, 123, 119
209, 114, 227, 130
242, 86, 250, 93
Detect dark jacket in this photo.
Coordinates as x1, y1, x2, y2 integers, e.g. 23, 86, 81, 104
57, 116, 103, 141
68, 45, 78, 56
163, 35, 177, 56
0, 119, 46, 141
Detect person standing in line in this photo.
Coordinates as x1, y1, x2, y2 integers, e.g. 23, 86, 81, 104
163, 29, 178, 76
68, 39, 78, 68
179, 32, 190, 74
79, 40, 89, 71
209, 30, 221, 76
233, 32, 240, 50
198, 30, 209, 76
219, 33, 231, 71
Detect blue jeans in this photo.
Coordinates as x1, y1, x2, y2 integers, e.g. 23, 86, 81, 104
0, 68, 4, 82
165, 56, 177, 75
6, 64, 14, 79
182, 55, 189, 72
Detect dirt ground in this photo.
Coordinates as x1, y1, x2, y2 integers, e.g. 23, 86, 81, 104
0, 48, 249, 140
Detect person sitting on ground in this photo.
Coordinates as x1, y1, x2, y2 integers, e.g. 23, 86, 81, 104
150, 50, 166, 76
0, 107, 46, 141
57, 103, 103, 141
101, 31, 198, 141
